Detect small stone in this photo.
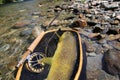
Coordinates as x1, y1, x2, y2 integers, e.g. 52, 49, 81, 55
0, 44, 10, 52
95, 45, 105, 54
84, 9, 91, 14
87, 52, 97, 57
104, 15, 110, 21
112, 13, 116, 18
107, 34, 120, 41
102, 43, 112, 49
84, 41, 95, 52
38, 3, 43, 7
54, 5, 62, 13
70, 19, 87, 28
79, 13, 84, 18
19, 9, 26, 12
116, 15, 120, 20
110, 20, 119, 25
32, 11, 41, 16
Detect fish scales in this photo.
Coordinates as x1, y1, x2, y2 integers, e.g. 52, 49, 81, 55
47, 32, 77, 80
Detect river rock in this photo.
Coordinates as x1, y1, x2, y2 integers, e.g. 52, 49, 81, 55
101, 2, 119, 10
87, 69, 119, 80
20, 29, 32, 37
32, 11, 41, 17
84, 41, 95, 52
116, 15, 120, 20
87, 54, 103, 71
70, 19, 87, 28
12, 20, 31, 29
95, 45, 105, 54
54, 5, 62, 13
0, 44, 10, 52
109, 41, 120, 50
102, 49, 120, 76
107, 34, 120, 41
110, 20, 119, 25
87, 52, 97, 57
32, 26, 44, 38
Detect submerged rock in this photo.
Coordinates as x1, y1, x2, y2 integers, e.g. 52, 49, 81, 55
20, 29, 32, 37
32, 26, 44, 38
12, 20, 31, 29
0, 44, 10, 52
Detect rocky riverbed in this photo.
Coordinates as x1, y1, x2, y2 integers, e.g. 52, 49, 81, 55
0, 0, 120, 80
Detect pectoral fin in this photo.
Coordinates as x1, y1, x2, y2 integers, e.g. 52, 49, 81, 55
38, 57, 53, 65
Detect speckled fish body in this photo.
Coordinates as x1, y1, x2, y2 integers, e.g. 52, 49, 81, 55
47, 32, 77, 80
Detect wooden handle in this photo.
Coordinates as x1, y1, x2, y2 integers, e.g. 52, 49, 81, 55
28, 31, 45, 52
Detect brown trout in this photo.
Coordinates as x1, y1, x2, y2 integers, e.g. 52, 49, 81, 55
42, 32, 77, 80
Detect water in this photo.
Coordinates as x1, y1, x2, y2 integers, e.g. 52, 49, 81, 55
0, 0, 41, 79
